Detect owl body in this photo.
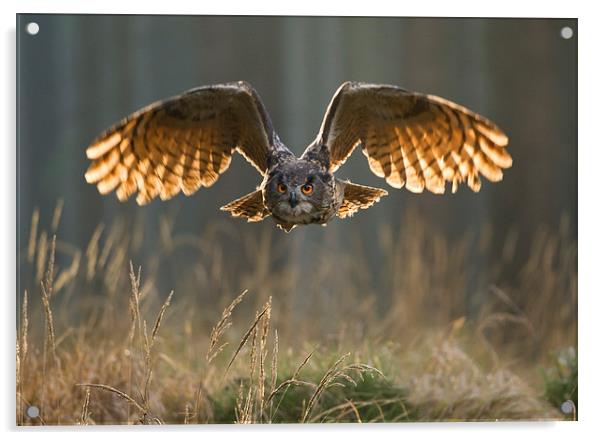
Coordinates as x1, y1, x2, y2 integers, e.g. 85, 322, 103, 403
84, 81, 512, 232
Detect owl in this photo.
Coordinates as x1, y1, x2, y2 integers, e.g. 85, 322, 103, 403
85, 81, 512, 232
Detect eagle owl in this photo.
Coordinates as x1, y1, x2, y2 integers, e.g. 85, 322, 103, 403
85, 81, 512, 232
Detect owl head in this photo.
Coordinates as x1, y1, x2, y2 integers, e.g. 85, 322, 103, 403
264, 160, 332, 223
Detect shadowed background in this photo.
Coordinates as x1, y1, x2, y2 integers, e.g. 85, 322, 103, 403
17, 14, 576, 334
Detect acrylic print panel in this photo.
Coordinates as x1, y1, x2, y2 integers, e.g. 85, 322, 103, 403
16, 14, 577, 425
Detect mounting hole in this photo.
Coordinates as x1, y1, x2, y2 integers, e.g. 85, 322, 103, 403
560, 400, 575, 414
560, 26, 573, 40
26, 405, 40, 418
25, 22, 40, 35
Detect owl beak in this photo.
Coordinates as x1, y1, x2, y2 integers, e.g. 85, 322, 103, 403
289, 191, 298, 208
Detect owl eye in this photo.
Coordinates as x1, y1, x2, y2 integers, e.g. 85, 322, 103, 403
301, 183, 314, 195
277, 183, 287, 193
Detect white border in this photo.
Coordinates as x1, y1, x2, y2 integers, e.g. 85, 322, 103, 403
7, 1, 581, 17
2, 1, 601, 439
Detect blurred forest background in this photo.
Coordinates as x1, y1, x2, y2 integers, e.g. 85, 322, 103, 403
16, 15, 577, 424
18, 15, 576, 297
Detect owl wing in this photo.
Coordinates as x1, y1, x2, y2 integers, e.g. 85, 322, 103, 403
308, 81, 512, 193
337, 182, 388, 219
85, 81, 276, 205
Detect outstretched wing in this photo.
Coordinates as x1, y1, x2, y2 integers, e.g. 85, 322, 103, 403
85, 81, 276, 205
307, 81, 512, 194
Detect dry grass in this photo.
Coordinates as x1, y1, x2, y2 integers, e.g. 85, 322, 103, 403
16, 201, 576, 425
